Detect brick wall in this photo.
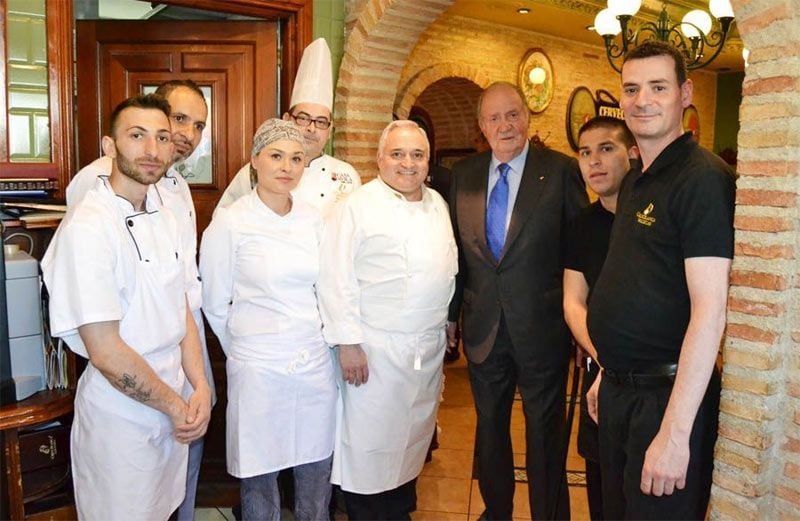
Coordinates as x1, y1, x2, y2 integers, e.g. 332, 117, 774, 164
711, 0, 800, 518
414, 77, 482, 150
397, 13, 718, 156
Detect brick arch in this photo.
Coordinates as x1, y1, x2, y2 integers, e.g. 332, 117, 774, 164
394, 63, 492, 119
333, 0, 454, 179
711, 0, 800, 518
412, 77, 483, 151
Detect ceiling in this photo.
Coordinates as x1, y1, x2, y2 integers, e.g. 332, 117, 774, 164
445, 0, 744, 72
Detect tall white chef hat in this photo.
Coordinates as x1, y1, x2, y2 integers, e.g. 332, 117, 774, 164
290, 38, 333, 112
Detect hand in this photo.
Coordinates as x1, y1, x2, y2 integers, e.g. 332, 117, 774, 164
640, 427, 690, 496
587, 371, 601, 424
339, 344, 369, 386
175, 384, 212, 444
446, 321, 459, 349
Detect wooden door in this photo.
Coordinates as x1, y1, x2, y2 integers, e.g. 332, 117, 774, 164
75, 20, 279, 507
75, 20, 277, 234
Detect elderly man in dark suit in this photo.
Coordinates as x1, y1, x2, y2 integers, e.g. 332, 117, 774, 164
448, 81, 587, 520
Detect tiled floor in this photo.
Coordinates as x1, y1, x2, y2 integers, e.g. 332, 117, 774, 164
197, 355, 592, 520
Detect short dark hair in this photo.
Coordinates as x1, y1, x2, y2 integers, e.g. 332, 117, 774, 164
623, 40, 688, 86
109, 93, 171, 137
154, 79, 206, 106
578, 116, 636, 150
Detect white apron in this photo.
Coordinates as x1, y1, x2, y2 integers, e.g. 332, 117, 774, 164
200, 194, 337, 478
46, 186, 190, 520
330, 188, 456, 494
226, 335, 336, 478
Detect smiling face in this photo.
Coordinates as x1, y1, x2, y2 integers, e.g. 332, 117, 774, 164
251, 138, 306, 197
478, 84, 530, 163
377, 125, 429, 202
165, 86, 208, 161
620, 55, 692, 151
102, 106, 173, 187
578, 126, 635, 199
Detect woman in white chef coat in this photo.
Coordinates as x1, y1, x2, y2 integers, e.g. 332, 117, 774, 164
200, 119, 337, 520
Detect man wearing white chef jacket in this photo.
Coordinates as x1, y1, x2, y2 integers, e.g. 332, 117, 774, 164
42, 94, 212, 520
318, 120, 457, 520
65, 79, 216, 521
216, 38, 360, 217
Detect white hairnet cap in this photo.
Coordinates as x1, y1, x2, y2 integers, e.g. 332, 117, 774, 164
290, 38, 333, 112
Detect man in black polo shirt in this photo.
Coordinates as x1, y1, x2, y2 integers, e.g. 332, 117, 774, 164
564, 116, 638, 520
586, 41, 736, 520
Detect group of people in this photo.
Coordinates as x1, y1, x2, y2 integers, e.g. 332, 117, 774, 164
41, 35, 735, 521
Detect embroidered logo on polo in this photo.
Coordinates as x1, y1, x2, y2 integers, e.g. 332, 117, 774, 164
636, 202, 656, 226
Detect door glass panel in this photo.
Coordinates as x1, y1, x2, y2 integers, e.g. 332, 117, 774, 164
6, 0, 50, 162
142, 84, 214, 185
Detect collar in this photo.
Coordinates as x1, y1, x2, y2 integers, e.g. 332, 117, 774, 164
641, 132, 695, 177
490, 141, 529, 177
376, 176, 430, 204
307, 153, 329, 169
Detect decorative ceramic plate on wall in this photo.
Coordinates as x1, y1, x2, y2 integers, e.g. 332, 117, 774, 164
565, 86, 597, 152
518, 48, 554, 114
682, 104, 700, 142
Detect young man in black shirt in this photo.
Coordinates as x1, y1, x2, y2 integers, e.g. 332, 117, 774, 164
564, 116, 638, 520
585, 41, 736, 519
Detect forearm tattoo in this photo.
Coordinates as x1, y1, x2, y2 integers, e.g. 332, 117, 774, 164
117, 373, 152, 402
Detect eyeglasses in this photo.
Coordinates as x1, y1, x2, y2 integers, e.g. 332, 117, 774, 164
291, 112, 331, 130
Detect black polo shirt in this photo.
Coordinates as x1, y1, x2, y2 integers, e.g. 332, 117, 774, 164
564, 201, 614, 291
587, 133, 735, 371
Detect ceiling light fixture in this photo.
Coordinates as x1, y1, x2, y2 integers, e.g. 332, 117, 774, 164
592, 0, 735, 72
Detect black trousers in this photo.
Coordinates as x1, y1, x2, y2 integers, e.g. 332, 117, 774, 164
468, 317, 570, 520
578, 362, 603, 520
342, 478, 417, 520
598, 369, 720, 520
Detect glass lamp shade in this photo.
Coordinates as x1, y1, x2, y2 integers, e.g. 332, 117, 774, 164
608, 0, 641, 17
681, 9, 713, 38
709, 0, 734, 18
594, 8, 622, 36
529, 67, 546, 85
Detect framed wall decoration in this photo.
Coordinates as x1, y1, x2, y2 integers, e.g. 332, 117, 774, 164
682, 104, 700, 142
565, 86, 598, 152
518, 48, 554, 114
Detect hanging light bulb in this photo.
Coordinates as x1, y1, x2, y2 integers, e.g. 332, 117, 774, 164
594, 8, 622, 36
709, 0, 735, 19
681, 9, 713, 38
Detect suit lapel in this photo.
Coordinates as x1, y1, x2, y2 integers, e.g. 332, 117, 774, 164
500, 147, 547, 261
461, 154, 494, 264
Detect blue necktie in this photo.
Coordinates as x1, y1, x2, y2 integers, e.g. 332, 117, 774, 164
486, 163, 510, 261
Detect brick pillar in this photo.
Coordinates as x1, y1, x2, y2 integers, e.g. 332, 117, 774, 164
334, 0, 454, 180
711, 0, 800, 518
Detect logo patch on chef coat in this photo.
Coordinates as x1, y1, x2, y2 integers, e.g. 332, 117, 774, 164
636, 202, 656, 226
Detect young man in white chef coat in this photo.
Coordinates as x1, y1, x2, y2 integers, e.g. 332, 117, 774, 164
318, 120, 457, 520
65, 79, 215, 520
216, 38, 360, 218
42, 94, 212, 520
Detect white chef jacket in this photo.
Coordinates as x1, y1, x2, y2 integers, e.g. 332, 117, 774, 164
66, 156, 216, 404
42, 178, 189, 519
318, 178, 457, 493
215, 154, 361, 218
200, 191, 336, 477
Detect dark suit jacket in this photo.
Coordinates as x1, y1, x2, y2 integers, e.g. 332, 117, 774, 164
449, 146, 587, 365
